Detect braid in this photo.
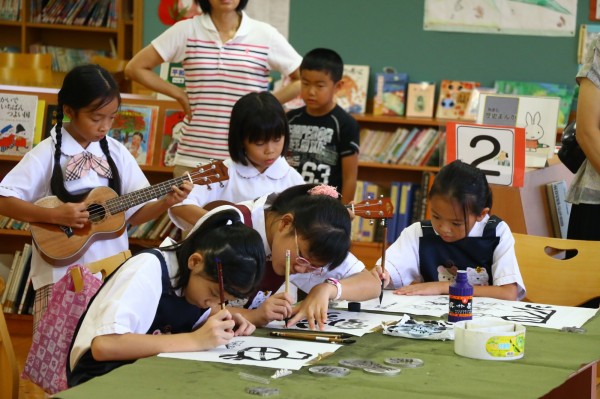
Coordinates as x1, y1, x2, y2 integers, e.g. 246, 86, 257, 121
50, 104, 89, 203
49, 64, 122, 203
99, 137, 122, 195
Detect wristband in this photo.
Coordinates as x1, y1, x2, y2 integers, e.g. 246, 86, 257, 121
325, 278, 342, 301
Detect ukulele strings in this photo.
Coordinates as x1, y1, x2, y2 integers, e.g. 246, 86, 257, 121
85, 168, 223, 220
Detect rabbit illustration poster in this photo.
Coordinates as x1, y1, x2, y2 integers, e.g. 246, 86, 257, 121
477, 94, 559, 168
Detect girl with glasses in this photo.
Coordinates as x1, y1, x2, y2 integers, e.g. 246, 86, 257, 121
170, 183, 381, 330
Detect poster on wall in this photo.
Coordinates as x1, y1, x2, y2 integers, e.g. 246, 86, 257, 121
424, 0, 577, 37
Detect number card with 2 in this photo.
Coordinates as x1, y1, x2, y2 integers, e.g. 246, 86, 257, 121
446, 122, 525, 187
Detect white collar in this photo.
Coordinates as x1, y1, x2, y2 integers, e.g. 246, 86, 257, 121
235, 156, 290, 180
51, 125, 105, 157
198, 11, 250, 40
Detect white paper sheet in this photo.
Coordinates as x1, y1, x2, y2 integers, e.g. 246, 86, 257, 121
158, 336, 340, 370
333, 291, 598, 329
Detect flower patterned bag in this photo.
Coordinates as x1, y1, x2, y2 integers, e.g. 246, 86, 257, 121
21, 265, 102, 394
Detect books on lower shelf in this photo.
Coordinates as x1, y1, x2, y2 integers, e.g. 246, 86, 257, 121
127, 213, 181, 243
1, 242, 33, 315
546, 180, 571, 239
387, 181, 419, 243
351, 181, 389, 243
359, 127, 441, 166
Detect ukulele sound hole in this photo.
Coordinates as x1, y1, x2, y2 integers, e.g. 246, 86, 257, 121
87, 203, 107, 223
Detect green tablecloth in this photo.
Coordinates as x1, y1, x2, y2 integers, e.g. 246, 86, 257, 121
55, 313, 600, 399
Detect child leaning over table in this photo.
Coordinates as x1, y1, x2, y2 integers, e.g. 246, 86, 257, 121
68, 208, 266, 387
372, 160, 526, 301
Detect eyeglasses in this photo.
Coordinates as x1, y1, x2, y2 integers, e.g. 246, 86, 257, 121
294, 229, 326, 276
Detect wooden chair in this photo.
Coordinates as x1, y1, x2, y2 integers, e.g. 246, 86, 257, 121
71, 250, 132, 292
0, 310, 19, 399
0, 67, 63, 88
0, 52, 53, 70
512, 233, 600, 307
91, 55, 131, 92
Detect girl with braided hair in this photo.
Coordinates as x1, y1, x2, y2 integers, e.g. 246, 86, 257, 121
0, 64, 191, 331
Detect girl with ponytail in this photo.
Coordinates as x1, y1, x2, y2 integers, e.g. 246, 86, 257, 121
68, 208, 265, 386
0, 64, 192, 331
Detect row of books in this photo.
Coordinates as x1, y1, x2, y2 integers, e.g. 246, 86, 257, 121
30, 44, 111, 73
359, 127, 442, 167
0, 0, 20, 21
546, 180, 571, 239
127, 212, 182, 243
30, 0, 117, 28
350, 173, 437, 245
0, 216, 29, 231
1, 243, 34, 315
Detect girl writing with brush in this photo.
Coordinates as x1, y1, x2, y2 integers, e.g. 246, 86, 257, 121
67, 208, 266, 386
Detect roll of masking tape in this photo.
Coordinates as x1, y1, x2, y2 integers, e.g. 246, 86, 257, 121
454, 319, 525, 361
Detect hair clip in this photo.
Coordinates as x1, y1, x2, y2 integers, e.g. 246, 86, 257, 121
307, 184, 339, 198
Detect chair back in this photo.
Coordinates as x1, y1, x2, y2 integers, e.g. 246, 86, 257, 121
0, 53, 53, 69
71, 250, 132, 292
0, 310, 19, 399
513, 233, 600, 306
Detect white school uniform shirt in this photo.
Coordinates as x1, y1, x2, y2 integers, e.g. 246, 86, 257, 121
377, 215, 526, 300
238, 194, 366, 294
169, 156, 304, 230
0, 127, 151, 289
69, 238, 211, 370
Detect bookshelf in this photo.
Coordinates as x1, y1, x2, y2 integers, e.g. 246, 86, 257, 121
0, 0, 143, 70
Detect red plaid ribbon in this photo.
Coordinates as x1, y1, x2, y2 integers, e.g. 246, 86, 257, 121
65, 152, 112, 181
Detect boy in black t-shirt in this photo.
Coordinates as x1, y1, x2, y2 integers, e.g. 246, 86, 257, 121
286, 48, 360, 203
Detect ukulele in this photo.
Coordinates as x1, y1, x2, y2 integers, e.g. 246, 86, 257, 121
347, 197, 393, 219
30, 160, 229, 262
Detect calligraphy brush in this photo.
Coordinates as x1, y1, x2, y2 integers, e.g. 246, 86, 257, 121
217, 258, 225, 310
379, 219, 388, 305
280, 331, 354, 339
270, 331, 356, 344
284, 249, 291, 326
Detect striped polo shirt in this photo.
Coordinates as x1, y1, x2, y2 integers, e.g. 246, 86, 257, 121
152, 12, 301, 167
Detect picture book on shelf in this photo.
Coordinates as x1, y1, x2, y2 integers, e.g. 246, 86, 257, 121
0, 93, 39, 155
493, 80, 575, 127
161, 109, 186, 167
111, 104, 159, 166
373, 71, 408, 117
546, 180, 571, 239
336, 64, 369, 114
406, 82, 436, 118
476, 93, 559, 168
436, 80, 480, 120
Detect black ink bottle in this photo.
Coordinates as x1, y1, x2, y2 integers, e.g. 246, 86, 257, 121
448, 270, 473, 322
